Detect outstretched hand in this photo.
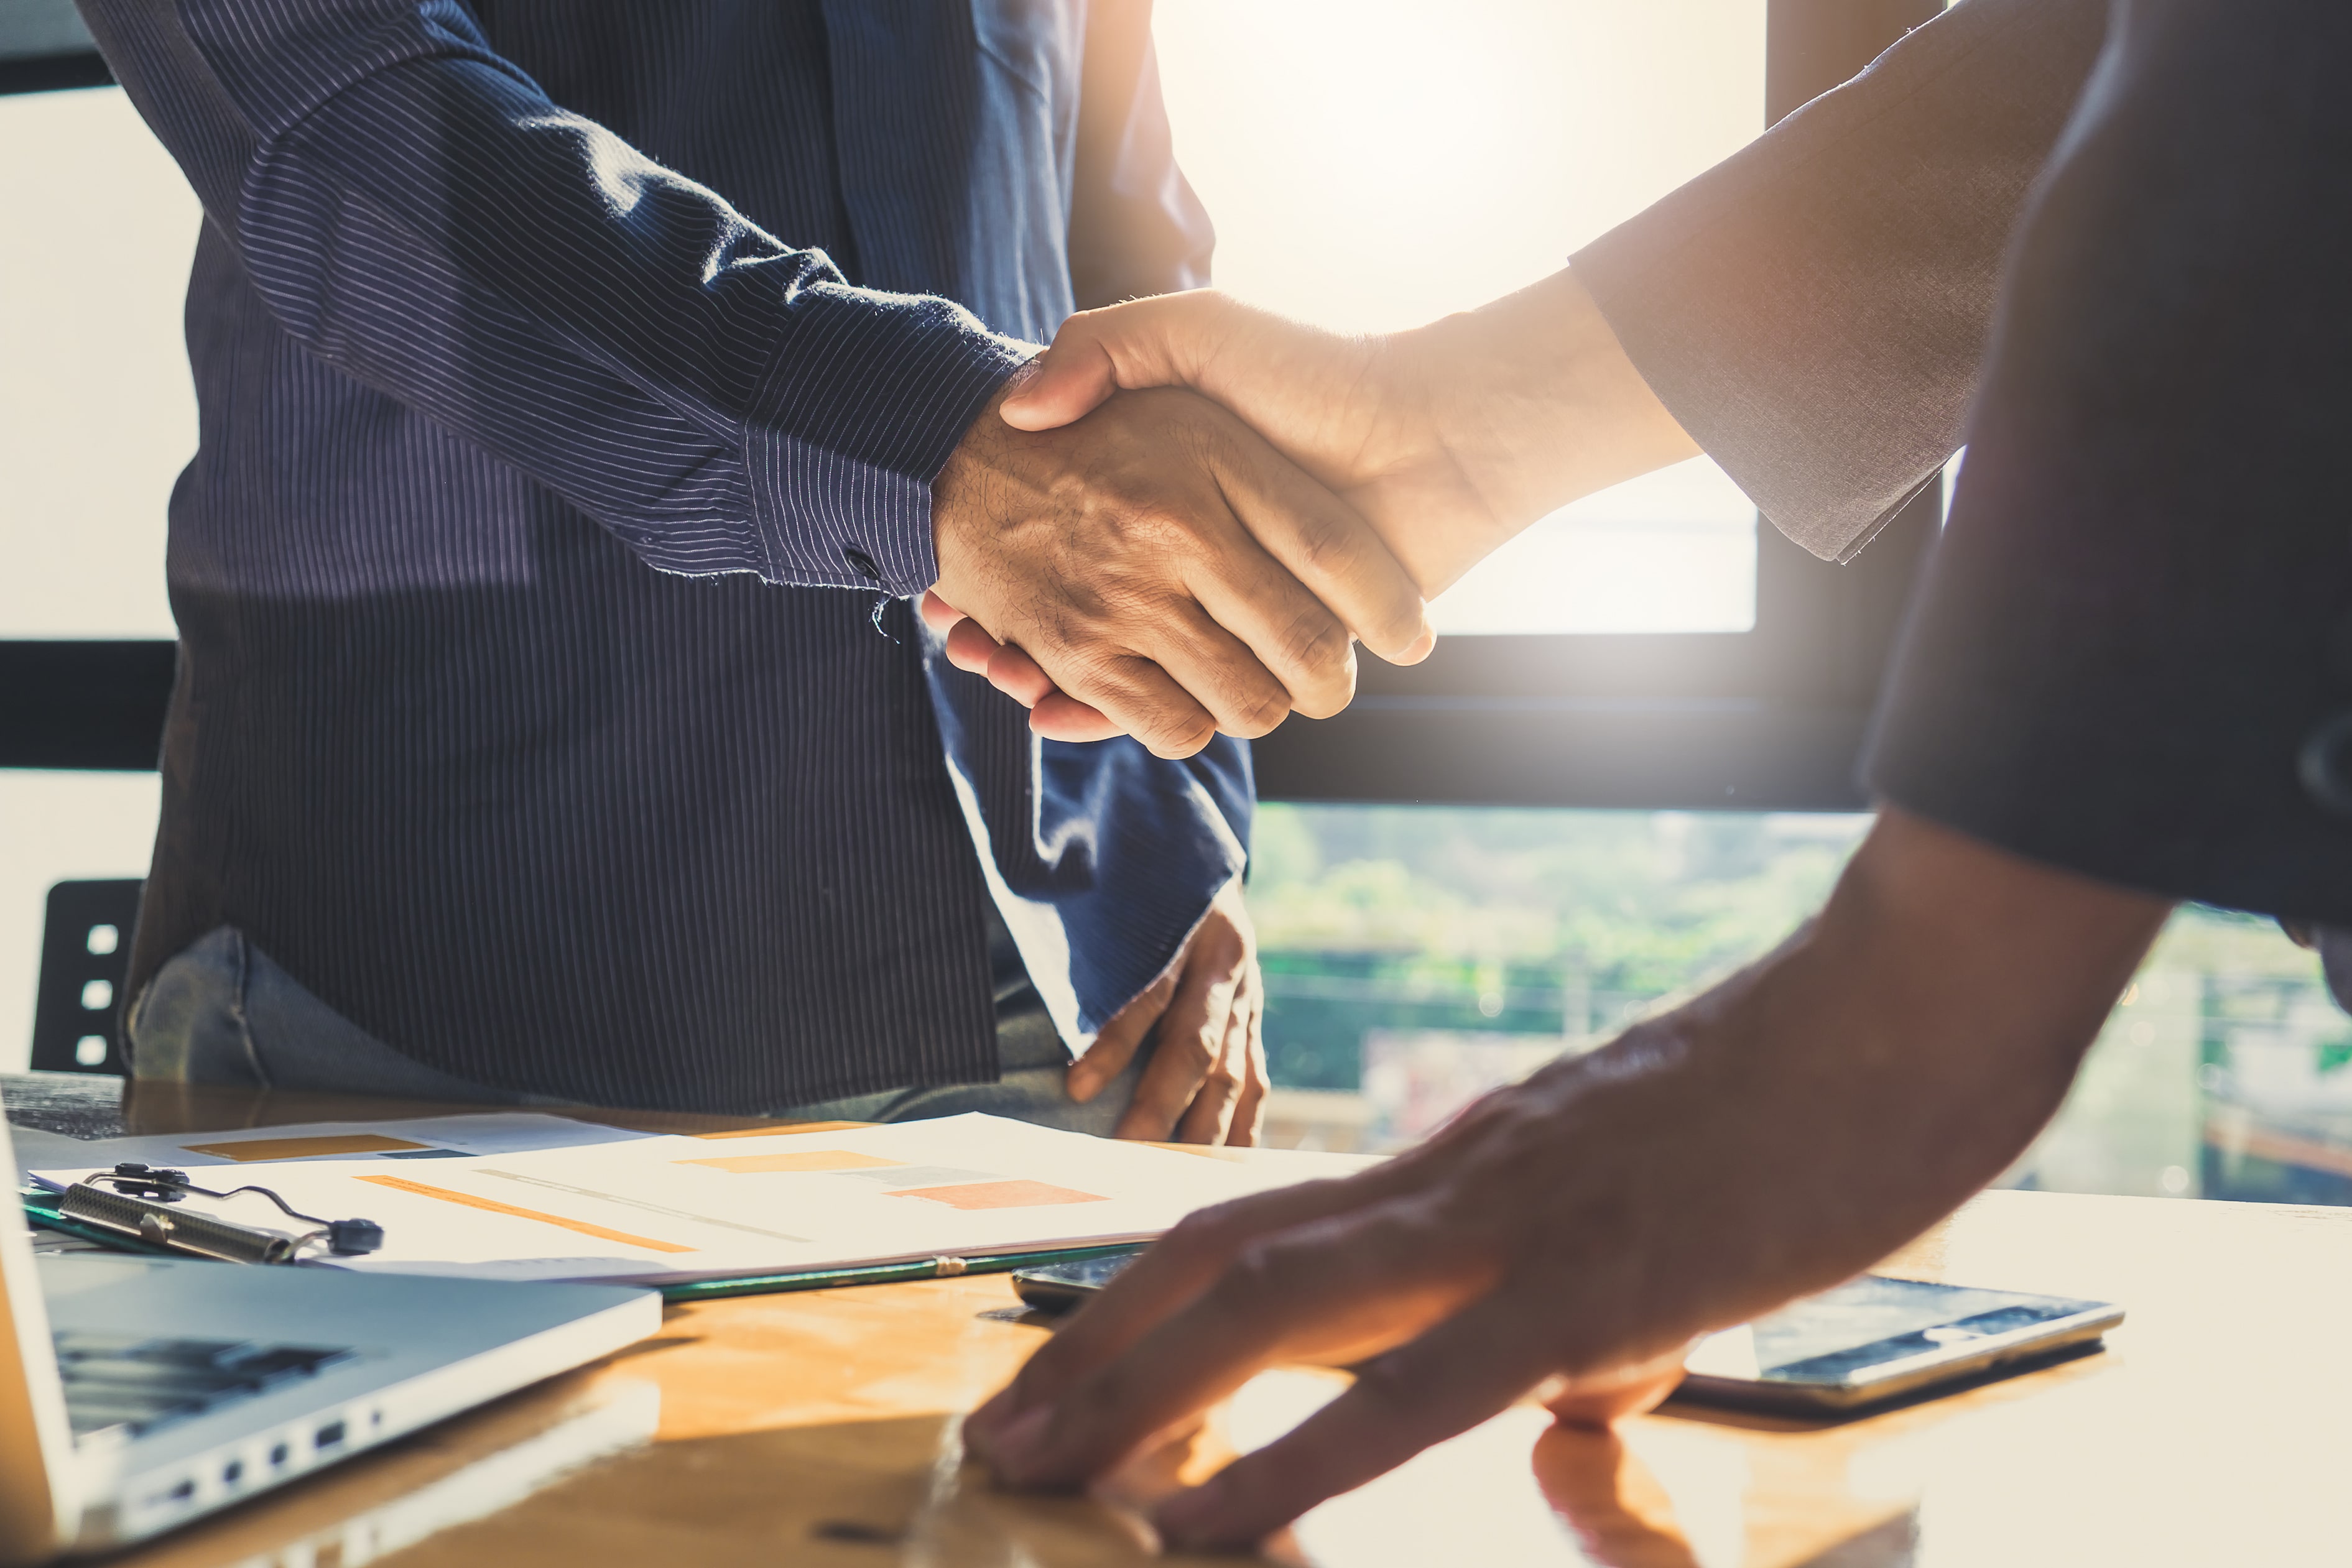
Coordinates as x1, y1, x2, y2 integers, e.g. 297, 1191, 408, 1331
935, 272, 1703, 740
965, 809, 2170, 1548
928, 381, 1432, 757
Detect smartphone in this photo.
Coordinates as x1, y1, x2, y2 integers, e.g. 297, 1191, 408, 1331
1011, 1257, 2119, 1414
1012, 1249, 1146, 1312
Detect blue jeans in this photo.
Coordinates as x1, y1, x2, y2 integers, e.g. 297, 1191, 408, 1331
126, 918, 1148, 1133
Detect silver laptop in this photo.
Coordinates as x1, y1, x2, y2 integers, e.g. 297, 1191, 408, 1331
0, 1110, 660, 1559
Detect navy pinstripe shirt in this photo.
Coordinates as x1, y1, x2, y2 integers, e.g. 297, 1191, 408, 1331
78, 0, 1250, 1112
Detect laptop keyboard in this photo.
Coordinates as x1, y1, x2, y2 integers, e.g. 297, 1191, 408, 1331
54, 1332, 357, 1440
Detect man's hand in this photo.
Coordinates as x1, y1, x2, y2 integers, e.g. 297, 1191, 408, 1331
928, 382, 1431, 759
942, 272, 1702, 739
1076, 879, 1268, 1145
966, 807, 2169, 1548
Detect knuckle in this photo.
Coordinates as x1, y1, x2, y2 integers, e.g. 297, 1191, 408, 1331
1282, 509, 1356, 579
1282, 606, 1353, 674
1124, 504, 1193, 554
1286, 656, 1358, 722
1163, 1196, 1272, 1266
1346, 1349, 1427, 1416
1225, 685, 1292, 739
1164, 1201, 1244, 1255
1216, 1237, 1310, 1312
1146, 717, 1217, 759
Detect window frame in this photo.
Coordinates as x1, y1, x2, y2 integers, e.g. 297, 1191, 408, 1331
1253, 0, 1948, 809
0, 1, 1945, 810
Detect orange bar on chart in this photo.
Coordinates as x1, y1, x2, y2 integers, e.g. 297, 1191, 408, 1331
356, 1174, 697, 1253
183, 1133, 433, 1161
889, 1180, 1106, 1211
679, 1150, 907, 1174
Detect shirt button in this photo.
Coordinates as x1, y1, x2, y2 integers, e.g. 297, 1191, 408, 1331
2299, 712, 2352, 816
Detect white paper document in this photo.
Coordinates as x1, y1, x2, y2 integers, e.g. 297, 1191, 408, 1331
11, 1111, 659, 1187
34, 1114, 1378, 1287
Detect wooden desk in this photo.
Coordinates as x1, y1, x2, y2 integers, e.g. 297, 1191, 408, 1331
16, 1079, 2352, 1565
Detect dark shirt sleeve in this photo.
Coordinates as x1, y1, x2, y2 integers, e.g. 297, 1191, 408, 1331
75, 0, 1021, 594
1865, 0, 2352, 923
1569, 0, 2108, 562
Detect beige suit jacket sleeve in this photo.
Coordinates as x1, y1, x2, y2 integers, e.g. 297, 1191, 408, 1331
1570, 0, 2111, 561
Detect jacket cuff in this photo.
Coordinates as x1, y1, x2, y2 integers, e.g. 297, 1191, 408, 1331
743, 284, 1029, 593
1567, 0, 2109, 563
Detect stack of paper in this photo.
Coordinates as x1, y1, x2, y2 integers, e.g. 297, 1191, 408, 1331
10, 1112, 654, 1185
32, 1114, 1376, 1288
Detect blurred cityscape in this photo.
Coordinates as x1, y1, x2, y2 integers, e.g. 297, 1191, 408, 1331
1244, 805, 2352, 1209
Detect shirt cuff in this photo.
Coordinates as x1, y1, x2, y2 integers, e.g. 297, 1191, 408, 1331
743, 284, 1030, 594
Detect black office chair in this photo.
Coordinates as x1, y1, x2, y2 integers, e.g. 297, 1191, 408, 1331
29, 879, 143, 1076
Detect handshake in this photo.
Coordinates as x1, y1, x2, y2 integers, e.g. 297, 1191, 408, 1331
924, 269, 1701, 752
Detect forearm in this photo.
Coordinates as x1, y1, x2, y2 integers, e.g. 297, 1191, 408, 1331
1394, 269, 1699, 568
1596, 806, 2169, 1329
966, 805, 2170, 1543
1572, 0, 2112, 561
79, 0, 1017, 592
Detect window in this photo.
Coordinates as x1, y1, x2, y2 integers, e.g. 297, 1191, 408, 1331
1152, 1, 1766, 639
1150, 1, 1950, 808
1246, 803, 2346, 1214
0, 85, 198, 642
0, 69, 192, 1064
1249, 806, 1869, 1148
10, 3, 2346, 1214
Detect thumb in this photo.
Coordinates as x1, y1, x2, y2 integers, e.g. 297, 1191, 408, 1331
999, 338, 1119, 432
999, 292, 1234, 432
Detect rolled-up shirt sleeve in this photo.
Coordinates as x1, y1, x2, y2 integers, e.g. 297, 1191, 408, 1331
1568, 0, 2108, 563
76, 0, 1020, 594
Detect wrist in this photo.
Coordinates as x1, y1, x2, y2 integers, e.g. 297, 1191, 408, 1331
1409, 269, 1701, 530
928, 380, 1021, 615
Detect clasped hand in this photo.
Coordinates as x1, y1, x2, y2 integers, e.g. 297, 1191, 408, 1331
927, 272, 1700, 742
928, 375, 1433, 757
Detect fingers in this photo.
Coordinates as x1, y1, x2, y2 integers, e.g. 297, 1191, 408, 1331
1031, 693, 1121, 742
984, 1197, 1486, 1495
999, 292, 1238, 433
942, 615, 1005, 679
978, 642, 1055, 708
1202, 417, 1432, 675
1070, 966, 1177, 1105
1050, 653, 1223, 760
1225, 969, 1269, 1148
1152, 1289, 1557, 1550
1104, 597, 1303, 743
1114, 936, 1239, 1142
1002, 302, 1433, 683
920, 589, 966, 637
968, 1168, 1419, 1455
998, 336, 1121, 431
938, 615, 1126, 739
939, 377, 1402, 754
1174, 959, 1256, 1145
1537, 1349, 1688, 1429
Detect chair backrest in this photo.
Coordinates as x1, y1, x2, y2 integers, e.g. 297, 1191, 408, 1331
29, 879, 142, 1076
